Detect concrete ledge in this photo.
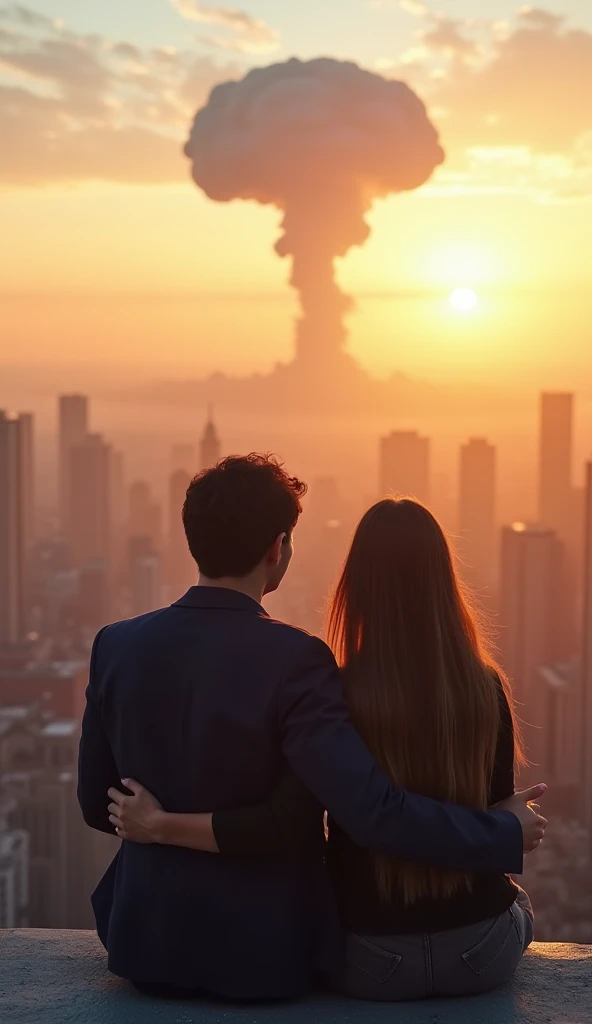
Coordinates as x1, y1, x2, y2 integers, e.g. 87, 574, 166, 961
1, 929, 592, 1023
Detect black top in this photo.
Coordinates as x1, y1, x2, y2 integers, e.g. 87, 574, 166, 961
214, 678, 519, 935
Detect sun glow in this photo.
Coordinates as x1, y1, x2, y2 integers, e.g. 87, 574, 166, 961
449, 287, 479, 313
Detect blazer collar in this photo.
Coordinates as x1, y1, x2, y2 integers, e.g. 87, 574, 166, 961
172, 586, 269, 616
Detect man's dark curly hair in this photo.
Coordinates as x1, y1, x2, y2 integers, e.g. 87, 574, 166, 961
182, 453, 307, 578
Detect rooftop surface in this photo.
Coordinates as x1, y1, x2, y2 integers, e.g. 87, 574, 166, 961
1, 930, 591, 1024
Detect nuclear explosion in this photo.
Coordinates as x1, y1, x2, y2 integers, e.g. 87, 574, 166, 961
184, 57, 444, 374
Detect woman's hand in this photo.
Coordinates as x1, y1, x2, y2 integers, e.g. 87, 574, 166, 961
108, 778, 166, 843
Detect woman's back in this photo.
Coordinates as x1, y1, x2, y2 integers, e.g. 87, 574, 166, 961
326, 498, 522, 931
327, 675, 519, 934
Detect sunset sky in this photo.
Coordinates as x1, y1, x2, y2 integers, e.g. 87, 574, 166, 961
2, 1, 592, 394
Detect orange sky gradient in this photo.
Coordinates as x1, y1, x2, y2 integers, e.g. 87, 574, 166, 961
1, 2, 592, 399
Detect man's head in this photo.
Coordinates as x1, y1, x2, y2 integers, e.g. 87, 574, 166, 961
183, 454, 307, 595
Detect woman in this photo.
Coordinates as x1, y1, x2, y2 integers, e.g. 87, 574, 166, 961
108, 498, 535, 1001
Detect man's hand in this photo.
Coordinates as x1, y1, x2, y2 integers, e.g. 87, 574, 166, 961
493, 784, 548, 853
108, 778, 165, 843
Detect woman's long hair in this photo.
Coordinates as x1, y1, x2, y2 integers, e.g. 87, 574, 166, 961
327, 497, 521, 905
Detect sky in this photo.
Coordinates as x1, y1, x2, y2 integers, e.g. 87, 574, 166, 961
1, 0, 592, 394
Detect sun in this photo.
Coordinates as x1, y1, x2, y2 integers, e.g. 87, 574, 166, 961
449, 287, 479, 313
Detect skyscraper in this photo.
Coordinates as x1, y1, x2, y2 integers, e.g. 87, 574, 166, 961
0, 412, 31, 644
581, 462, 592, 836
69, 434, 112, 568
200, 410, 221, 470
130, 553, 162, 617
458, 438, 496, 592
538, 393, 573, 534
128, 481, 162, 555
538, 392, 578, 654
1, 707, 109, 929
58, 395, 88, 536
499, 522, 564, 771
167, 470, 195, 599
171, 444, 196, 475
18, 413, 34, 554
379, 431, 430, 503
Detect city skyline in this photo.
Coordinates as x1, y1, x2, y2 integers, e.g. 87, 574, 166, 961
1, 385, 590, 939
1, 0, 591, 950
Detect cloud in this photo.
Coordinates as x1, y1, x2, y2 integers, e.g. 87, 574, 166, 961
399, 0, 428, 16
517, 6, 564, 31
390, 7, 592, 199
0, 3, 56, 29
0, 7, 240, 185
420, 16, 480, 61
368, 0, 428, 12
169, 0, 279, 53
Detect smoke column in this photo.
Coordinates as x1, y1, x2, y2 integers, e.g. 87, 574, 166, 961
185, 58, 444, 371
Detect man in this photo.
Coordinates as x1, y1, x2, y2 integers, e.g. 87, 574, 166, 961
78, 454, 546, 1000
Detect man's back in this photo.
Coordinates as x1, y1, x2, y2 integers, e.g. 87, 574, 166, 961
79, 587, 336, 999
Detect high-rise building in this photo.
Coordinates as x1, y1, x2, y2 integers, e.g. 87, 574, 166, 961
1, 707, 114, 929
538, 392, 578, 655
167, 470, 195, 599
58, 396, 88, 536
581, 462, 592, 836
18, 413, 35, 553
200, 410, 221, 470
77, 560, 111, 632
458, 438, 497, 593
171, 444, 196, 475
0, 657, 87, 721
130, 552, 162, 617
379, 431, 430, 504
0, 412, 31, 644
69, 434, 112, 569
538, 393, 573, 535
538, 661, 580, 797
110, 451, 126, 531
499, 522, 564, 772
128, 481, 162, 556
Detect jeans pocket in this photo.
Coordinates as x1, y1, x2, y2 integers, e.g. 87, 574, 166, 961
461, 912, 520, 977
345, 934, 402, 984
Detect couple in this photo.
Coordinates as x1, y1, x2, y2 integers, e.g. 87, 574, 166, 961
78, 453, 547, 1003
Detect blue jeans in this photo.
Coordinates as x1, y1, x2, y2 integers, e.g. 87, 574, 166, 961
330, 889, 533, 1001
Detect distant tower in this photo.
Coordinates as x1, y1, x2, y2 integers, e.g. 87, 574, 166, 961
499, 522, 564, 772
59, 395, 89, 535
458, 438, 496, 592
538, 393, 573, 534
379, 431, 430, 504
69, 434, 112, 569
18, 412, 35, 553
128, 481, 163, 555
130, 552, 162, 617
200, 408, 221, 470
0, 411, 31, 644
500, 523, 564, 697
168, 469, 195, 598
538, 392, 578, 652
581, 463, 592, 836
171, 444, 196, 475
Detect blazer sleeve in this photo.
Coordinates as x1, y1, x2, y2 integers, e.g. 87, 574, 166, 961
213, 768, 325, 858
277, 635, 524, 875
77, 627, 121, 835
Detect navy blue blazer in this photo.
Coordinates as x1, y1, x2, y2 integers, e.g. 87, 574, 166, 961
78, 587, 523, 999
